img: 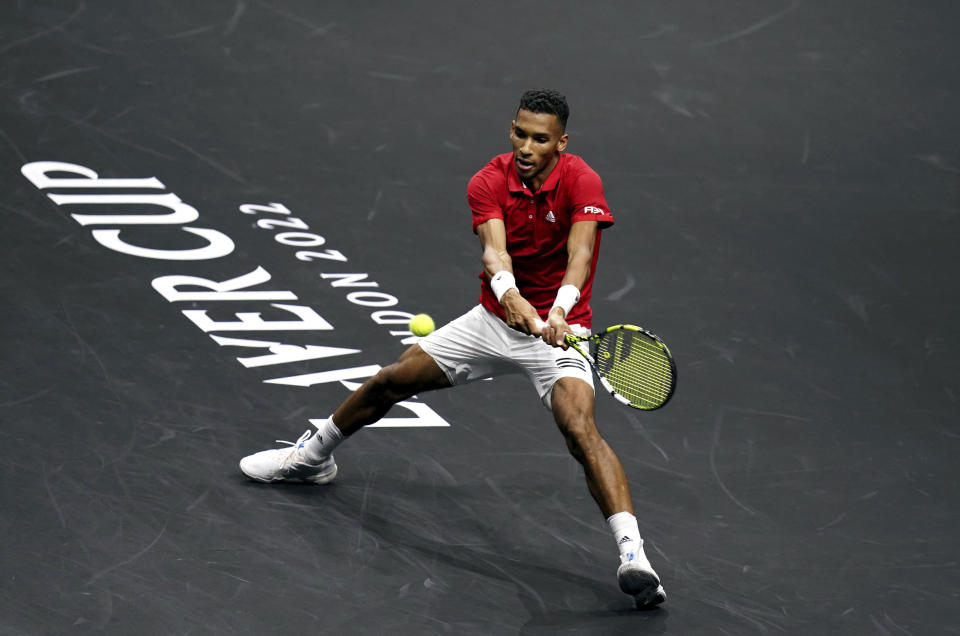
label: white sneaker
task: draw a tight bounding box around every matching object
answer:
[239,430,338,484]
[617,553,666,609]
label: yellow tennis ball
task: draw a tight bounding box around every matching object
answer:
[409,313,435,336]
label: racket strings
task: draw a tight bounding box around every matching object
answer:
[595,330,673,409]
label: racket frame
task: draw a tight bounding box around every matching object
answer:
[563,324,677,410]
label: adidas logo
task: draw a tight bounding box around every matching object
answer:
[618,535,632,545]
[557,358,586,372]
[545,210,556,223]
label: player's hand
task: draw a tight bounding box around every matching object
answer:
[539,309,571,349]
[501,290,542,335]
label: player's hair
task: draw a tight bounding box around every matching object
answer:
[518,89,569,130]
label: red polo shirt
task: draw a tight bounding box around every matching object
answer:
[469,152,615,329]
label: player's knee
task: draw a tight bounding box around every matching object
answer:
[366,363,416,406]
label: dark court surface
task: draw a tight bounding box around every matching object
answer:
[2,1,958,634]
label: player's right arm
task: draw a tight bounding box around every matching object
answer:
[477,218,541,335]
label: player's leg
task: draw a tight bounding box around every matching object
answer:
[550,377,666,608]
[550,377,631,516]
[240,304,510,484]
[332,344,452,436]
[239,344,450,483]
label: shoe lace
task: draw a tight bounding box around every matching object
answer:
[274,429,313,468]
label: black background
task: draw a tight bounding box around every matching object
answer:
[1,2,958,633]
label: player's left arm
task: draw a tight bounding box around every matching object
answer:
[542,220,598,347]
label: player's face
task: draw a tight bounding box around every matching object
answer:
[510,109,568,189]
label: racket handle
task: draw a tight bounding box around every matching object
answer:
[536,318,577,346]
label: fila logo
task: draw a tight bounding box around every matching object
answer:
[583,205,604,215]
[545,210,556,223]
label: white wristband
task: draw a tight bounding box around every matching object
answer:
[490,270,518,303]
[551,284,580,317]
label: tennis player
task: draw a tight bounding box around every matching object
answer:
[240,89,666,608]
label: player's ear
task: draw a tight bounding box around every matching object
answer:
[509,120,516,137]
[557,132,569,152]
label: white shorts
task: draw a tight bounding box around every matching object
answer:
[417,305,594,410]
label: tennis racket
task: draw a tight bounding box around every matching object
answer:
[537,320,677,410]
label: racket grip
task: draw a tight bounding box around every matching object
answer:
[536,318,576,345]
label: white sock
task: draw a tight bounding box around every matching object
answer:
[607,511,647,564]
[303,417,343,462]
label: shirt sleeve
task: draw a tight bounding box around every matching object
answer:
[468,169,504,233]
[569,168,615,229]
